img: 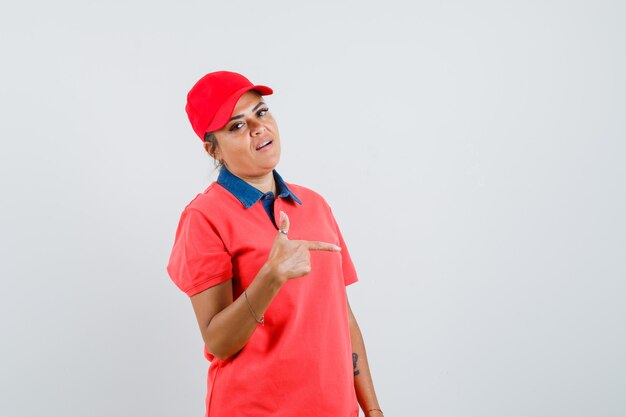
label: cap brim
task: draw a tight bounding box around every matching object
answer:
[206,84,273,133]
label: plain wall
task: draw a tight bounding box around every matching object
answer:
[1,0,625,416]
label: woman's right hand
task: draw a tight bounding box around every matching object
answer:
[266,211,341,282]
[191,210,341,360]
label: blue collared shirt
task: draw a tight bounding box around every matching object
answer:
[217,166,302,227]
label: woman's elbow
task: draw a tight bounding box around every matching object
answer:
[204,338,238,361]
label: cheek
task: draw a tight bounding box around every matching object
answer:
[269,120,280,136]
[224,139,252,157]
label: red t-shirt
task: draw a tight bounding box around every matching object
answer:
[167,180,359,417]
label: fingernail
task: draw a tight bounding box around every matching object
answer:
[334,245,342,251]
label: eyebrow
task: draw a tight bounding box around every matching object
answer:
[228,101,266,122]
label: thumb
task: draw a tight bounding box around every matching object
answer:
[278,211,290,236]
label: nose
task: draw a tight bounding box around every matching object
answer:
[249,119,265,136]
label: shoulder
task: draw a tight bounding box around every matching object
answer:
[184,182,232,209]
[180,182,238,221]
[286,182,332,209]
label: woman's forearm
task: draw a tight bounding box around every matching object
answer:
[204,263,284,360]
[349,303,383,416]
[198,212,340,361]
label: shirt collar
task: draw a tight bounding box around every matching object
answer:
[217,166,303,208]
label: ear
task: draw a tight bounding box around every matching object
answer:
[203,141,217,158]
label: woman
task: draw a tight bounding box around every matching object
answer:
[167,71,383,417]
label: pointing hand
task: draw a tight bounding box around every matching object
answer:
[266,211,341,282]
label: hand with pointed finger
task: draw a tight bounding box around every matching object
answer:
[265,210,341,283]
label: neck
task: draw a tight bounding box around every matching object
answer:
[237,170,276,194]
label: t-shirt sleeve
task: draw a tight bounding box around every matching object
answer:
[166,207,233,296]
[329,207,359,286]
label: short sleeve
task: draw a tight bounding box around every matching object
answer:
[166,207,233,296]
[329,208,359,286]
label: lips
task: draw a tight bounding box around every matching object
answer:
[255,139,273,151]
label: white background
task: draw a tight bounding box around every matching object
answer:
[1,1,625,416]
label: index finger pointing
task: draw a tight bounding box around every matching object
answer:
[305,241,342,252]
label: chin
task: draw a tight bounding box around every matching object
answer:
[266,155,281,169]
[264,162,279,173]
[256,160,280,174]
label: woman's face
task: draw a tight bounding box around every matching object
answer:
[210,91,281,178]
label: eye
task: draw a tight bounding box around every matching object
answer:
[229,121,245,131]
[257,107,269,117]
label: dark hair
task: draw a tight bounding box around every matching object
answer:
[203,132,223,168]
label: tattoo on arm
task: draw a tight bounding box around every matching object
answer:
[352,352,360,376]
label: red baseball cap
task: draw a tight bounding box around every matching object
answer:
[185,71,273,140]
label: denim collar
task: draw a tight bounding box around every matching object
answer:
[217,166,303,208]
